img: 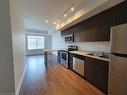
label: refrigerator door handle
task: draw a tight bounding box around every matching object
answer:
[112,53,127,58]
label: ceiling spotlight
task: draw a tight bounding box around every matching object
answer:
[53,22,56,25]
[64,14,67,17]
[45,20,48,23]
[71,7,74,12]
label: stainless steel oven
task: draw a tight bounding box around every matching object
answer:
[60,46,78,68]
[60,51,68,68]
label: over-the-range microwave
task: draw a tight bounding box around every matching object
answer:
[65,35,74,43]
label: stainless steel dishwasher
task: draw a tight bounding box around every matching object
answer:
[73,54,85,77]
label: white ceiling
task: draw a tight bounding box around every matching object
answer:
[19,0,78,32]
[19,0,124,32]
[57,0,124,30]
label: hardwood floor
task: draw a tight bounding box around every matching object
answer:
[19,54,105,95]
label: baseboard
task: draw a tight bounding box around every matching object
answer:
[16,65,27,95]
[26,54,44,56]
[0,93,15,95]
[26,52,53,56]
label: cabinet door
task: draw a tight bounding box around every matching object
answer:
[94,59,109,94]
[85,57,96,85]
[85,57,109,94]
[57,51,61,63]
[68,53,73,70]
[115,1,127,25]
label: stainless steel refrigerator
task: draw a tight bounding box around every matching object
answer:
[109,23,127,95]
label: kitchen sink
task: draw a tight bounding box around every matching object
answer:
[99,55,109,59]
[87,53,97,56]
[87,53,109,59]
[87,53,100,56]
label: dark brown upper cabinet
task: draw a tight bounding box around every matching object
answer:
[115,0,127,26]
[61,1,127,42]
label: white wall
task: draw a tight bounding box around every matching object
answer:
[0,0,15,94]
[25,29,51,55]
[9,0,26,95]
[51,30,65,49]
[51,30,110,55]
[51,30,65,55]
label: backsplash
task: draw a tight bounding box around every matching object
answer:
[65,41,110,53]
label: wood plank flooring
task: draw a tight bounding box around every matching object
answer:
[19,54,105,95]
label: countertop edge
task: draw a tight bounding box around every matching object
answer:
[69,51,109,62]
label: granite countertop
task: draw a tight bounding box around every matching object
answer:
[69,51,109,62]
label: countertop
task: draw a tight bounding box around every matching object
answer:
[43,49,64,52]
[69,51,109,62]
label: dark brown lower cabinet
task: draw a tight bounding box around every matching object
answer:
[57,51,61,63]
[84,57,109,94]
[68,53,73,70]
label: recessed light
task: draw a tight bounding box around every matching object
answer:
[64,14,67,17]
[45,20,48,23]
[71,7,74,12]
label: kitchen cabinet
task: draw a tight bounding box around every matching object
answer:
[61,1,127,42]
[68,52,109,94]
[61,11,111,42]
[68,53,73,70]
[115,0,127,26]
[85,57,109,94]
[57,51,61,63]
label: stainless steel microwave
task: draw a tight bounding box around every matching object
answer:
[65,35,74,43]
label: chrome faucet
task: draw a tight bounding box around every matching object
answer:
[98,50,105,56]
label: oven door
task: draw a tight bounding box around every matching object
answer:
[60,51,68,68]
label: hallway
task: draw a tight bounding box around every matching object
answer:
[19,54,104,95]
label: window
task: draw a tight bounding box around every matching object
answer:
[27,35,45,50]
